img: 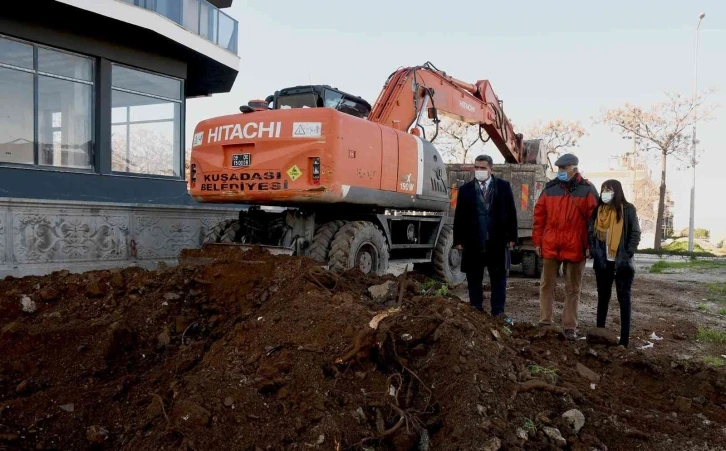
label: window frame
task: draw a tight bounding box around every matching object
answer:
[109,62,185,180]
[0,33,96,173]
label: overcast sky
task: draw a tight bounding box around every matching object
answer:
[187,0,724,238]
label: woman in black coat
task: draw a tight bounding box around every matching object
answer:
[588,179,641,347]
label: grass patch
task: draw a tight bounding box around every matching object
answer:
[719,308,726,316]
[706,283,726,303]
[419,278,437,291]
[696,328,726,344]
[638,248,716,258]
[529,365,558,383]
[697,303,709,312]
[434,284,449,297]
[524,418,537,434]
[704,356,725,367]
[663,241,711,254]
[649,260,726,274]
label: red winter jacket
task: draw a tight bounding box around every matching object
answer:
[532,174,599,262]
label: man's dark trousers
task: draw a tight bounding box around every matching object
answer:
[466,244,508,315]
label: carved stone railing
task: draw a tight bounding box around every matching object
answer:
[0,198,237,277]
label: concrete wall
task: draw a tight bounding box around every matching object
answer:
[0,197,237,277]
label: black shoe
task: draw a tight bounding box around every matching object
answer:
[564,329,577,340]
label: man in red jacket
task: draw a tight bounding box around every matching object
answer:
[533,153,599,340]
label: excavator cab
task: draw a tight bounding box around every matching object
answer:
[240,85,372,119]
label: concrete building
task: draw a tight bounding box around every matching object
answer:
[0,0,240,277]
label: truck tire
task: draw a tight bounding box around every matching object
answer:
[432,225,466,286]
[329,221,389,276]
[537,255,544,276]
[307,220,347,263]
[203,219,236,244]
[521,251,542,278]
[220,220,242,243]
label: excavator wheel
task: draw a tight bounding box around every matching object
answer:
[203,219,237,244]
[328,221,389,276]
[432,224,465,287]
[307,220,347,263]
[219,220,242,243]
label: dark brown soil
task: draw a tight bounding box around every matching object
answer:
[1,247,724,450]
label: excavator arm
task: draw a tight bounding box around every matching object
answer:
[368,62,524,163]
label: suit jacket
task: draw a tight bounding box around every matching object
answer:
[453,175,518,272]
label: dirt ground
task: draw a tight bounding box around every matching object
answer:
[1,248,725,451]
[444,261,726,363]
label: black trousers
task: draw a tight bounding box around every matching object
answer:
[595,261,634,347]
[465,247,508,316]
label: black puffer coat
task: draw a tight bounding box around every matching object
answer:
[588,203,641,272]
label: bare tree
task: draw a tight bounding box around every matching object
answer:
[632,175,659,233]
[526,119,586,169]
[430,117,483,164]
[599,91,714,249]
[111,128,177,177]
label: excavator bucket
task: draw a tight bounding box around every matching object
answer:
[522,139,547,165]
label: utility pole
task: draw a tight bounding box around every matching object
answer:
[632,132,637,202]
[688,12,705,254]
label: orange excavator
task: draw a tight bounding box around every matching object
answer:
[189,62,546,283]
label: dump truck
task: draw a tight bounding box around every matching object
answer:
[188,62,550,285]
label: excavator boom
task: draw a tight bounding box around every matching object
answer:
[369,62,523,163]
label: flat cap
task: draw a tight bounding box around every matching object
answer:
[554,153,579,167]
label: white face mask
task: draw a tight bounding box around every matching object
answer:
[474,169,490,182]
[601,192,614,204]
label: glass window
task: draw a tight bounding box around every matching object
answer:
[37,76,93,169]
[0,67,34,165]
[111,66,182,178]
[38,47,93,82]
[112,64,182,101]
[200,1,218,42]
[218,11,237,51]
[0,36,33,69]
[0,35,94,169]
[183,0,201,34]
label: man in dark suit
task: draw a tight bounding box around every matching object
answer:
[452,154,518,320]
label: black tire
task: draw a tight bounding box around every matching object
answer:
[432,225,466,286]
[220,220,242,243]
[203,219,236,244]
[536,255,544,276]
[521,251,543,278]
[307,220,347,263]
[329,221,389,275]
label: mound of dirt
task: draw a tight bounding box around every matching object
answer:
[1,246,725,450]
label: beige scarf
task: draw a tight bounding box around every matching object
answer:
[595,205,623,259]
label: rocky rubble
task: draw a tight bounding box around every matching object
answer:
[0,245,725,450]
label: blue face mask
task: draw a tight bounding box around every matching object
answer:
[557,171,570,182]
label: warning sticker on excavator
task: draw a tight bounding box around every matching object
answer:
[286,165,303,181]
[292,122,322,138]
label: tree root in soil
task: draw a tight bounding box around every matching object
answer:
[516,379,571,395]
[334,329,376,364]
[307,267,340,291]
